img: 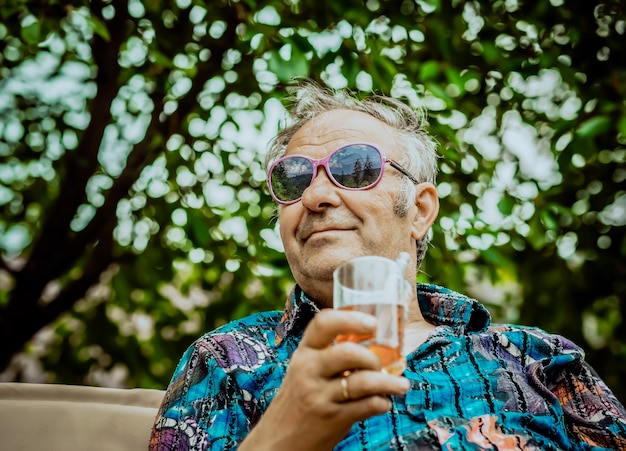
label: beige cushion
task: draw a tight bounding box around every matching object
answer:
[0,382,165,451]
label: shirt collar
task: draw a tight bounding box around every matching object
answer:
[274,283,491,345]
[274,285,320,346]
[417,283,491,333]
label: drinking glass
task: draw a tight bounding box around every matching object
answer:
[333,254,411,375]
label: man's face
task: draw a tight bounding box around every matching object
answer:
[277,109,425,307]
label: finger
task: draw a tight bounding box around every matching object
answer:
[335,371,410,403]
[339,395,394,422]
[318,341,382,377]
[334,372,407,404]
[301,309,377,350]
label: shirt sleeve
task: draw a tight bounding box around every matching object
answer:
[149,337,254,451]
[527,333,626,450]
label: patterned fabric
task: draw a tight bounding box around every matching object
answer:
[150,284,626,450]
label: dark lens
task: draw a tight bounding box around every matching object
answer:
[329,145,383,189]
[270,157,314,202]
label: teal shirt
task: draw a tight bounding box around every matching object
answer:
[150,284,626,450]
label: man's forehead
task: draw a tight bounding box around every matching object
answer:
[286,109,398,154]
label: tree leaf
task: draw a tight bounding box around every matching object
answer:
[576,116,612,138]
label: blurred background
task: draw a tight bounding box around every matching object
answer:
[0,0,624,403]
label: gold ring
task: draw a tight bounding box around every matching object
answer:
[340,376,350,401]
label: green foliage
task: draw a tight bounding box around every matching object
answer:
[0,0,624,404]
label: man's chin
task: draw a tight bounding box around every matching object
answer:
[304,243,399,265]
[295,249,360,280]
[288,247,365,308]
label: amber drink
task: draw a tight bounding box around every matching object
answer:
[333,255,411,375]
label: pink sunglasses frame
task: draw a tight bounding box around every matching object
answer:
[267,143,419,205]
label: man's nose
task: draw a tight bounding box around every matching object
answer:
[300,167,342,210]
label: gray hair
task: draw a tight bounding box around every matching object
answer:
[265,80,438,270]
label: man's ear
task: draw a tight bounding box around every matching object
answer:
[410,183,439,240]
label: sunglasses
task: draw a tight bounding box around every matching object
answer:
[267,143,419,205]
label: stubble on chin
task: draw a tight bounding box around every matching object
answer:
[288,246,353,309]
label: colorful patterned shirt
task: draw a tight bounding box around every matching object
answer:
[150,284,626,450]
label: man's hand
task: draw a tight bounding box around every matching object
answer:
[238,309,411,451]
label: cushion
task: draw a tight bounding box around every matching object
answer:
[0,382,165,451]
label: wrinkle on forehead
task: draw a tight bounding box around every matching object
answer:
[286,109,399,156]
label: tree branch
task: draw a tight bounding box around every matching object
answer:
[0,0,249,370]
[0,216,117,369]
[11,0,130,297]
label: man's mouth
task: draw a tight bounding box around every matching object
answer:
[301,226,354,242]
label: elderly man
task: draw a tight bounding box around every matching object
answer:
[150,82,626,450]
